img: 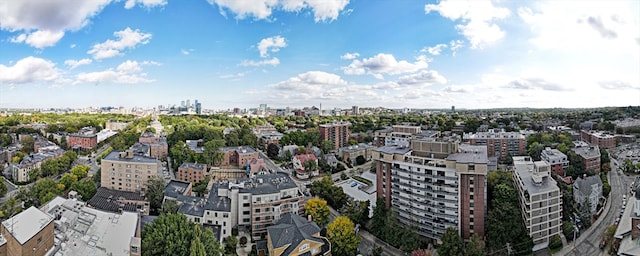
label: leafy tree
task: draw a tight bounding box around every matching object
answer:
[161,199,179,215]
[563,221,576,242]
[146,177,166,215]
[305,197,331,227]
[70,179,97,200]
[355,155,366,165]
[327,216,360,256]
[59,173,79,189]
[60,136,67,149]
[142,213,224,256]
[321,140,335,154]
[465,233,485,256]
[203,139,226,166]
[223,235,238,254]
[438,227,463,256]
[549,234,562,251]
[266,143,280,159]
[189,235,206,256]
[21,135,35,154]
[192,176,210,197]
[603,225,617,254]
[0,177,6,198]
[71,165,90,178]
[304,160,318,175]
[309,176,347,209]
[341,200,369,226]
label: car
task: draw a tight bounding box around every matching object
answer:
[624,194,627,200]
[351,182,358,187]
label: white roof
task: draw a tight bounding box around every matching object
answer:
[1,206,54,244]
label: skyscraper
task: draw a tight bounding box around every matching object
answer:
[319,121,351,149]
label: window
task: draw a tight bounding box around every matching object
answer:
[256,217,261,221]
[131,246,139,253]
[470,195,474,200]
[468,165,475,170]
[243,211,250,215]
[243,218,250,222]
[37,236,42,244]
[299,243,310,252]
[255,209,261,213]
[223,213,228,218]
[194,217,200,222]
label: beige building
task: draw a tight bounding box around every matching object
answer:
[513,156,562,249]
[0,206,55,256]
[101,150,161,193]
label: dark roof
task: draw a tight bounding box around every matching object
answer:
[267,213,325,255]
[164,180,191,199]
[573,175,603,196]
[141,215,159,230]
[234,172,298,195]
[131,142,149,156]
[87,187,145,213]
[172,184,232,217]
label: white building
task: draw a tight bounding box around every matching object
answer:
[513,156,562,249]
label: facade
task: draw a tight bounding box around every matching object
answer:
[319,121,351,150]
[177,162,209,183]
[67,133,98,150]
[338,143,373,165]
[572,146,601,173]
[580,130,616,149]
[572,175,603,213]
[221,146,260,168]
[0,206,55,256]
[168,172,305,241]
[105,120,131,131]
[512,156,562,248]
[463,129,526,159]
[9,149,65,183]
[540,147,569,177]
[374,137,488,242]
[100,150,161,193]
[137,132,168,159]
[265,213,331,256]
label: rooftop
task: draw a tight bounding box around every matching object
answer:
[446,144,489,164]
[171,184,232,218]
[267,213,325,256]
[234,172,298,195]
[179,162,207,170]
[221,146,257,154]
[572,146,601,159]
[1,206,54,245]
[102,151,159,163]
[43,197,139,256]
[87,187,145,213]
[374,145,412,155]
[513,157,558,195]
[164,180,191,199]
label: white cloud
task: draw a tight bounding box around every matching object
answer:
[0,56,61,84]
[397,70,447,85]
[124,0,167,9]
[240,57,280,67]
[340,52,359,60]
[421,44,447,55]
[88,27,152,59]
[0,0,111,48]
[74,60,155,84]
[503,77,571,91]
[449,40,464,56]
[10,30,65,49]
[425,0,510,49]
[208,0,349,22]
[219,72,249,79]
[181,49,194,55]
[598,80,640,90]
[342,53,429,77]
[64,58,93,70]
[257,36,287,58]
[518,1,639,54]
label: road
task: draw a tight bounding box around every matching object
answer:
[560,157,633,256]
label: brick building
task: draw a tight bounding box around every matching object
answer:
[67,133,98,150]
[319,121,351,150]
[177,162,209,183]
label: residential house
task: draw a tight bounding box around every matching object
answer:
[292,153,318,179]
[263,213,331,256]
[573,175,603,213]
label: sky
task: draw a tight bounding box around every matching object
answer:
[0,0,639,110]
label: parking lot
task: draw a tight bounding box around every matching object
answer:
[337,172,377,217]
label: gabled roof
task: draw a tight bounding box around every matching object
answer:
[267,213,324,255]
[573,175,603,197]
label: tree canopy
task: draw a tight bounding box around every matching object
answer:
[142,213,224,256]
[327,216,360,256]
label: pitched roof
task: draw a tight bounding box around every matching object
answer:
[573,175,603,197]
[267,213,323,255]
[87,187,145,213]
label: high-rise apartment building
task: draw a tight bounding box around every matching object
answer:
[374,137,488,242]
[512,156,562,247]
[319,121,351,150]
[101,150,161,193]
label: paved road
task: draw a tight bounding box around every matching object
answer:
[560,157,633,256]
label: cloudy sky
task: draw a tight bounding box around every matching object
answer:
[0,0,638,110]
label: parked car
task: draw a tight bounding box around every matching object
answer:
[351,182,358,187]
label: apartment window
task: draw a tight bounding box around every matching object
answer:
[470,187,474,192]
[223,222,226,226]
[243,195,249,200]
[243,211,250,215]
[256,217,261,221]
[470,210,474,215]
[194,217,200,222]
[255,209,261,213]
[469,179,474,185]
[470,195,474,200]
[468,165,475,171]
[37,236,42,244]
[131,246,139,253]
[215,212,218,217]
[243,203,250,207]
[243,218,250,222]
[223,213,228,218]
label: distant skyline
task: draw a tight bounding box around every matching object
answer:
[0,0,639,110]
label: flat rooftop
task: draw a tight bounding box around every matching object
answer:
[2,206,54,244]
[102,151,159,163]
[514,159,558,195]
[374,145,412,155]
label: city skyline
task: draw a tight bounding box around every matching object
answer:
[0,0,639,110]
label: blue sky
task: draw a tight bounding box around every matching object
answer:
[0,0,639,110]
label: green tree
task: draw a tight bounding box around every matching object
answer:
[341,200,369,226]
[0,177,6,198]
[305,197,331,227]
[438,227,463,256]
[142,213,224,256]
[203,139,226,166]
[59,173,78,190]
[71,165,90,179]
[355,155,366,165]
[266,143,280,159]
[223,235,238,255]
[192,176,210,197]
[21,135,35,154]
[161,199,179,215]
[321,140,335,154]
[465,233,485,256]
[327,216,360,256]
[70,179,97,200]
[146,177,166,215]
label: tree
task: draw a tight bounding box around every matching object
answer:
[438,227,463,256]
[0,177,6,198]
[59,173,78,190]
[327,216,360,256]
[304,160,318,175]
[70,180,97,200]
[142,213,224,256]
[203,139,225,166]
[60,136,67,149]
[341,200,369,226]
[603,225,617,254]
[71,165,90,179]
[223,235,238,254]
[161,199,179,215]
[146,177,166,215]
[305,197,331,227]
[321,140,335,154]
[192,176,210,197]
[465,233,485,256]
[266,143,280,159]
[21,135,35,154]
[355,155,366,165]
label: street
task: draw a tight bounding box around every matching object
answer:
[560,157,633,256]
